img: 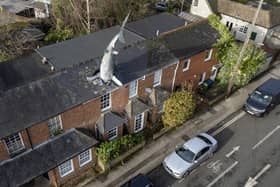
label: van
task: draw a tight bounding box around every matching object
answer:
[244,78,280,116]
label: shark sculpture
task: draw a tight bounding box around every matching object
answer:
[100,13,130,86]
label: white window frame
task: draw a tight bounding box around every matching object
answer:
[182,58,191,72]
[129,80,138,98]
[58,159,74,177]
[134,112,144,133]
[153,70,162,87]
[204,49,213,62]
[79,149,92,167]
[108,127,118,140]
[198,72,206,85]
[48,115,63,135]
[101,92,111,111]
[4,132,25,154]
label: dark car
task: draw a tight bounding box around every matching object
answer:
[121,174,153,187]
[244,78,280,116]
[155,1,168,12]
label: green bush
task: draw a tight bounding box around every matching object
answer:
[162,89,196,127]
[96,133,144,164]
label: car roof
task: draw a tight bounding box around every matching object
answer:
[183,136,209,154]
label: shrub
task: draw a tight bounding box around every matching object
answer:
[96,133,144,165]
[162,89,196,127]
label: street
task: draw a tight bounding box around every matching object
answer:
[148,105,280,187]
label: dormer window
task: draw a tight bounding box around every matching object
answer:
[153,70,162,87]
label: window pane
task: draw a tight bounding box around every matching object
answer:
[79,149,92,167]
[4,133,24,154]
[101,93,111,110]
[59,160,73,177]
[129,81,138,98]
[135,113,144,132]
[153,70,162,87]
[48,115,62,135]
[108,127,117,140]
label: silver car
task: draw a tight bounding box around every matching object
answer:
[162,133,218,179]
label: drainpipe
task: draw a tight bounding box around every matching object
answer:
[26,128,33,149]
[171,61,179,91]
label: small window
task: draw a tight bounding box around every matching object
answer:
[153,70,162,87]
[48,115,63,136]
[101,93,111,111]
[205,49,213,61]
[129,80,138,98]
[239,26,248,34]
[59,160,74,177]
[250,32,257,41]
[183,58,191,72]
[108,127,118,140]
[134,113,144,132]
[4,133,25,154]
[193,0,199,6]
[198,72,206,85]
[79,149,92,167]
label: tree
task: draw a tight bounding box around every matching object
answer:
[162,89,196,127]
[208,14,266,88]
[217,43,266,87]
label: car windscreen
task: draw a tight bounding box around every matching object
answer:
[197,135,212,145]
[175,146,195,163]
[250,91,272,106]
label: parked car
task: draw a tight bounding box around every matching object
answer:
[155,1,168,12]
[121,174,153,187]
[244,78,280,116]
[162,133,218,179]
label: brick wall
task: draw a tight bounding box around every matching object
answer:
[61,98,101,131]
[51,148,96,187]
[174,49,218,89]
[28,121,50,146]
[138,74,154,99]
[0,140,9,161]
[111,86,129,113]
[161,63,178,92]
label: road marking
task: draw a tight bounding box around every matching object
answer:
[207,160,221,169]
[252,125,280,150]
[212,111,246,136]
[244,164,271,187]
[178,178,185,183]
[226,146,240,158]
[207,161,239,187]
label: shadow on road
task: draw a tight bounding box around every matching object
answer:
[214,128,234,151]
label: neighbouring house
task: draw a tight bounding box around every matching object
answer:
[190,0,280,46]
[0,0,51,19]
[0,13,219,187]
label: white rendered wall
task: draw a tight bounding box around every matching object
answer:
[221,14,268,44]
[190,0,213,18]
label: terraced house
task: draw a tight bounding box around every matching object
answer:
[0,13,219,187]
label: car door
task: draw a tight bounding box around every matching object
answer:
[194,147,211,166]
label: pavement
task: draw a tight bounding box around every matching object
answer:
[83,63,280,187]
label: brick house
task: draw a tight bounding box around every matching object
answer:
[0,13,219,187]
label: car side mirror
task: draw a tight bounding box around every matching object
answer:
[194,160,198,164]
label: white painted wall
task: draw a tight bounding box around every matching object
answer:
[220,14,268,44]
[190,0,213,18]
